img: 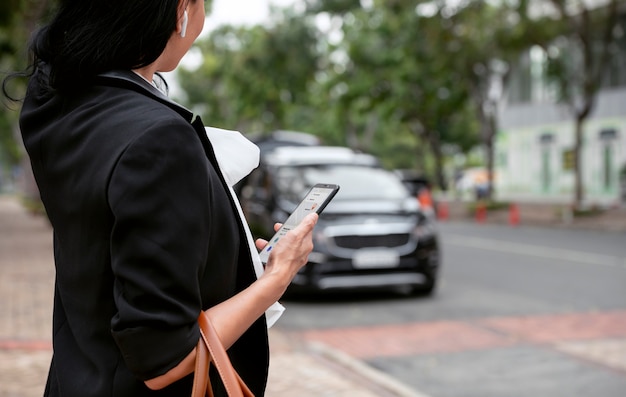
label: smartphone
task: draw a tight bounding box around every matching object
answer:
[258,183,340,264]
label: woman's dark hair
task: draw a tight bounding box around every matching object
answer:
[19,0,189,93]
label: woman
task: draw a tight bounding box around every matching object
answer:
[9,0,318,396]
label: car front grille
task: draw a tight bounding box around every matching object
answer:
[332,233,410,249]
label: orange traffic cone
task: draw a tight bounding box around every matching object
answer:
[509,203,520,226]
[436,201,449,221]
[418,189,434,211]
[475,201,487,223]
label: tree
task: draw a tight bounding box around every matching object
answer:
[450,0,562,200]
[544,0,621,208]
[314,1,479,189]
[392,4,476,191]
[180,0,582,189]
[179,8,321,134]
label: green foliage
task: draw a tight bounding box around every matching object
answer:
[20,194,47,215]
[466,199,510,215]
[175,0,579,183]
[305,0,362,14]
[0,111,20,164]
[572,206,604,218]
[179,10,320,134]
[1,0,57,170]
[543,1,619,106]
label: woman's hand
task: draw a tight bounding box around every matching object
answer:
[255,213,318,289]
[146,213,318,390]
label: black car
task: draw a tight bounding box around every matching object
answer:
[248,130,321,153]
[238,146,440,295]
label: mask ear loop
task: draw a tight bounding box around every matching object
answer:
[181,10,188,38]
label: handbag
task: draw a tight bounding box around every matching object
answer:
[191,312,254,397]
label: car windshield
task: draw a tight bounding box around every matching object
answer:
[275,164,409,202]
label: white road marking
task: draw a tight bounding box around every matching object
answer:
[444,234,626,269]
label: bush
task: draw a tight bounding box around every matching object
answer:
[465,200,510,215]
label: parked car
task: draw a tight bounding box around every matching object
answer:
[233,130,322,197]
[248,130,321,154]
[238,146,440,295]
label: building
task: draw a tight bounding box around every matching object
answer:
[495,4,626,206]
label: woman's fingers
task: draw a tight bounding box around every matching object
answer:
[255,238,268,251]
[268,214,317,263]
[298,212,318,231]
[255,223,282,251]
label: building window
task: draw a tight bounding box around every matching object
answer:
[603,145,613,191]
[599,128,618,191]
[562,148,574,171]
[539,132,554,144]
[599,128,617,141]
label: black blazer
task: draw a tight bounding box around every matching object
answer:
[20,69,268,397]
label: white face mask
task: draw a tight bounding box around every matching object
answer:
[204,127,260,186]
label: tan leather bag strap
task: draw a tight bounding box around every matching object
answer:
[191,312,255,397]
[191,335,210,397]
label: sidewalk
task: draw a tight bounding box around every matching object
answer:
[436,199,626,232]
[0,195,420,397]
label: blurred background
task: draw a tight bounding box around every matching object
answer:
[2,0,626,212]
[2,2,626,397]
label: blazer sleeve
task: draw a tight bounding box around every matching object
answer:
[107,118,211,380]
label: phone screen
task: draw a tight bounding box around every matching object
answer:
[258,183,339,264]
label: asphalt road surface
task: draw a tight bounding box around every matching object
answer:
[275,222,626,397]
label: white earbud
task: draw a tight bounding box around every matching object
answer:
[181,10,188,38]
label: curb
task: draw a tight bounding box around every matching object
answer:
[308,340,432,397]
[0,340,52,351]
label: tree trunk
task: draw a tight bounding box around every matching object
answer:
[549,0,618,210]
[485,112,496,201]
[573,115,585,208]
[427,130,446,191]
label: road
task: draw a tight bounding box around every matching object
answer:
[275,222,626,397]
